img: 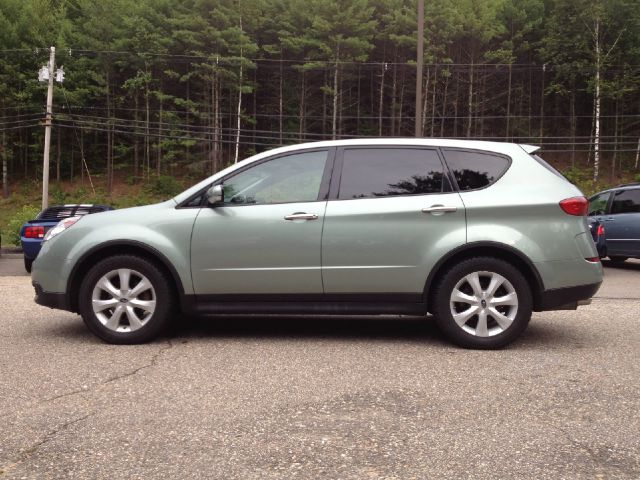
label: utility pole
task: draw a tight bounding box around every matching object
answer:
[41,47,55,210]
[38,47,64,210]
[415,0,424,137]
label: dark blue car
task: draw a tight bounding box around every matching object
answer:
[20,204,112,272]
[588,183,640,263]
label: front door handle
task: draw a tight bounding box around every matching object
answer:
[284,213,318,221]
[422,205,458,215]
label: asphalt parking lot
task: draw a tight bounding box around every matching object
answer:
[0,256,638,479]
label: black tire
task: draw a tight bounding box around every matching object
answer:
[608,256,628,263]
[432,257,533,349]
[78,255,175,344]
[24,257,33,273]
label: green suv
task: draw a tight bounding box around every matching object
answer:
[32,139,602,348]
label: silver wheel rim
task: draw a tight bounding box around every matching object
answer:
[91,269,156,333]
[449,271,518,337]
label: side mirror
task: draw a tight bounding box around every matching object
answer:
[206,184,224,205]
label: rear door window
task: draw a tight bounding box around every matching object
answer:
[611,189,640,214]
[588,191,611,216]
[442,149,510,191]
[337,148,450,200]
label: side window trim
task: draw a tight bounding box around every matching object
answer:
[177,147,336,208]
[328,145,453,201]
[441,147,513,193]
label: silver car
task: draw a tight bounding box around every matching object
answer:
[32,139,603,348]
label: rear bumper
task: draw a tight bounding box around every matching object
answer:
[33,282,71,311]
[537,281,601,311]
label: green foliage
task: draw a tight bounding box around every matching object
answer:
[51,185,67,205]
[147,175,182,197]
[4,205,41,246]
[635,173,640,183]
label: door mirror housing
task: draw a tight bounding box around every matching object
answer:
[206,184,224,206]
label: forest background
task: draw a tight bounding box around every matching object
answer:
[1,0,640,244]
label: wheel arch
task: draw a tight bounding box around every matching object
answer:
[67,240,186,313]
[424,241,545,311]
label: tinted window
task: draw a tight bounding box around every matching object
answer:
[611,189,640,214]
[588,191,611,216]
[338,148,449,200]
[443,149,510,190]
[223,150,327,205]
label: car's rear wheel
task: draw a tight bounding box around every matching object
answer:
[78,255,174,344]
[432,257,532,349]
[24,257,33,273]
[608,256,628,263]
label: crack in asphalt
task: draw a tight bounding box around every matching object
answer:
[539,420,604,471]
[0,412,95,477]
[45,339,175,403]
[0,340,175,476]
[0,340,174,424]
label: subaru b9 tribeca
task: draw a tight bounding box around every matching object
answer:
[32,139,602,348]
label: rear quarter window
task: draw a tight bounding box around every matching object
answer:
[442,149,510,191]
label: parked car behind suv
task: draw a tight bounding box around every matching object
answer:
[20,204,112,272]
[588,183,640,262]
[32,139,602,348]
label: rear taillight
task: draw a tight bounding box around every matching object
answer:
[596,224,605,236]
[585,257,601,263]
[559,197,589,216]
[24,226,45,238]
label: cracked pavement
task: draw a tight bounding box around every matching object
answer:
[0,257,639,479]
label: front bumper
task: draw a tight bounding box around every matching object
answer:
[537,281,602,311]
[33,282,71,311]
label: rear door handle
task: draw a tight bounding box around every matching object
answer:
[284,213,318,221]
[422,205,458,215]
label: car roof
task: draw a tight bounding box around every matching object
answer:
[243,138,537,157]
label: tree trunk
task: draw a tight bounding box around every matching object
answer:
[356,65,361,136]
[56,127,61,182]
[157,89,163,175]
[145,71,150,180]
[106,71,113,193]
[378,62,385,136]
[430,66,438,137]
[506,63,512,140]
[570,91,576,167]
[2,129,8,199]
[421,67,430,136]
[398,68,406,135]
[635,137,640,170]
[440,72,449,137]
[453,71,459,137]
[593,18,601,182]
[612,94,619,181]
[539,64,546,146]
[331,47,340,140]
[466,61,474,138]
[134,93,139,177]
[213,73,220,172]
[279,51,284,145]
[234,55,243,163]
[299,68,305,139]
[391,62,397,136]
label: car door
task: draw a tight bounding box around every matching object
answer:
[190,148,333,295]
[604,188,640,256]
[321,146,466,296]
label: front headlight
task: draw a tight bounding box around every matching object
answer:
[43,216,82,241]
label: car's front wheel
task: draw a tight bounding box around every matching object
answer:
[24,257,33,273]
[78,255,174,344]
[432,257,533,349]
